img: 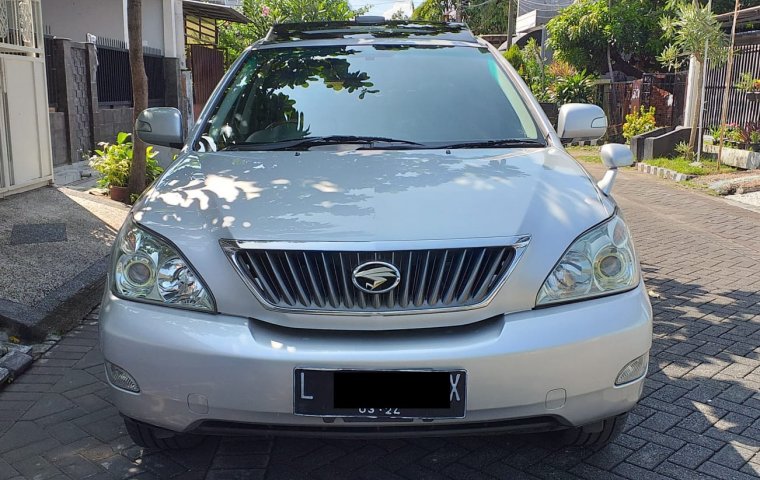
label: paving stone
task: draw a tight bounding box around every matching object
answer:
[0,351,33,378]
[655,461,720,480]
[205,470,265,480]
[585,444,633,470]
[0,421,50,454]
[53,454,103,478]
[699,461,760,480]
[98,454,146,477]
[0,459,19,480]
[625,442,674,469]
[669,444,716,469]
[711,443,757,470]
[11,455,63,480]
[5,345,32,356]
[20,393,76,421]
[637,411,683,433]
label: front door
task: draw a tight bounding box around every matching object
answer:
[189,45,224,120]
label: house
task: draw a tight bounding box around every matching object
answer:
[499,0,572,50]
[182,0,250,116]
[38,0,248,179]
[41,0,189,175]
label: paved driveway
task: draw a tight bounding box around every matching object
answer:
[2,164,760,480]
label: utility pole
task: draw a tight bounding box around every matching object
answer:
[716,0,741,172]
[506,0,516,48]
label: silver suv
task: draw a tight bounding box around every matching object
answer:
[101,19,652,449]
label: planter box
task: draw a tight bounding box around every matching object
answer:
[703,144,760,170]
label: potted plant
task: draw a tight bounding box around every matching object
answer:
[89,132,162,203]
[737,72,760,101]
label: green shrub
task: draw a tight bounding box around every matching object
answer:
[89,132,163,188]
[622,106,657,143]
[550,70,596,105]
[503,44,524,72]
[674,141,694,160]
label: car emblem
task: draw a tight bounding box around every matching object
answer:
[352,261,401,294]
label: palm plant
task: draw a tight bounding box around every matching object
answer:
[658,2,727,154]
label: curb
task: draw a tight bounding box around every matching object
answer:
[0,256,108,342]
[637,162,696,182]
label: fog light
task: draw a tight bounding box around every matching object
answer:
[105,362,140,392]
[615,353,648,386]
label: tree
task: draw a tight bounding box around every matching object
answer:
[127,0,149,198]
[546,0,666,77]
[411,0,453,21]
[465,0,510,35]
[390,9,410,21]
[219,0,365,59]
[658,1,727,154]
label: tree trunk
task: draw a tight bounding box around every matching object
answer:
[127,0,149,199]
[688,57,703,155]
[607,44,618,139]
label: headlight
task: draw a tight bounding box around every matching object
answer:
[537,214,639,306]
[111,218,215,311]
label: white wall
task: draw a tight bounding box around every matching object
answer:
[42,0,167,52]
[142,0,164,51]
[41,0,127,44]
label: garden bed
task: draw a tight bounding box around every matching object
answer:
[703,144,760,170]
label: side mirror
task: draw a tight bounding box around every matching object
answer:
[135,107,184,148]
[600,143,634,169]
[556,103,607,144]
[597,143,634,195]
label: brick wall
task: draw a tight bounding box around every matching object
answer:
[94,107,134,145]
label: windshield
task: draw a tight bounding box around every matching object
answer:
[196,44,542,151]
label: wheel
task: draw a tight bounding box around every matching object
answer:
[124,416,204,450]
[557,413,628,448]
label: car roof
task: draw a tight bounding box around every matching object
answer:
[262,19,479,45]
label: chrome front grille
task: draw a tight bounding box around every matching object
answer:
[228,242,523,313]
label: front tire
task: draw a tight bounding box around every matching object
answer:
[124,417,204,450]
[557,413,628,447]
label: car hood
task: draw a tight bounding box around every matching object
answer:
[135,147,612,242]
[132,147,616,328]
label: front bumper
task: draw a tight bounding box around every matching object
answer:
[100,283,652,435]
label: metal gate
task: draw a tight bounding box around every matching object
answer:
[189,45,224,119]
[704,44,760,128]
[0,0,53,198]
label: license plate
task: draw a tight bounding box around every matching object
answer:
[294,369,466,419]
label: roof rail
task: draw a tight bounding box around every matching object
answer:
[263,20,477,44]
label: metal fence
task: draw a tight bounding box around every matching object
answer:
[95,37,165,107]
[641,72,688,128]
[0,0,44,57]
[704,44,760,128]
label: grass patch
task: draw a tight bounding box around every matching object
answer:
[566,145,602,163]
[644,157,738,176]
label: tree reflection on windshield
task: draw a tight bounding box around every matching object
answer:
[199,44,541,151]
[202,47,378,150]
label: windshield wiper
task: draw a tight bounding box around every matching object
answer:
[221,135,424,151]
[436,139,547,149]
